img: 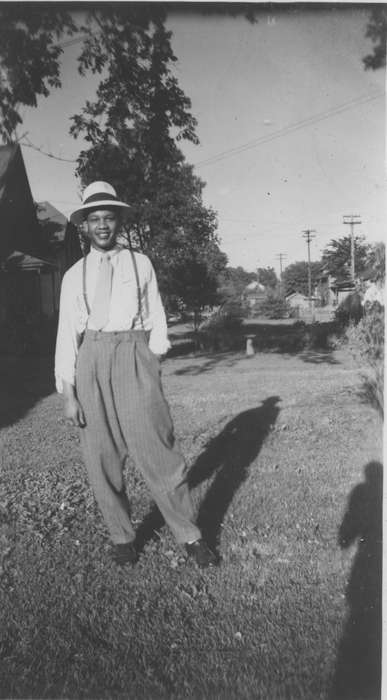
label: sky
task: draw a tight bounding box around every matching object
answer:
[18,3,385,275]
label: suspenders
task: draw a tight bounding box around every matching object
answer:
[82,254,91,316]
[82,249,144,329]
[130,249,144,329]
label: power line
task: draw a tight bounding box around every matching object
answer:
[194,92,383,168]
[20,137,77,163]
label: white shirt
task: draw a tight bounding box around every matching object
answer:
[55,247,171,392]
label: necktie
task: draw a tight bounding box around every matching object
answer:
[89,254,113,330]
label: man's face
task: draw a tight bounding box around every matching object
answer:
[85,208,120,251]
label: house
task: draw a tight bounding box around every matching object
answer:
[242,280,266,312]
[315,268,357,308]
[0,143,43,259]
[330,279,356,307]
[286,292,312,311]
[0,144,82,324]
[35,201,82,316]
[315,270,336,306]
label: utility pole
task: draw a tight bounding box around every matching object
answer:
[343,215,361,282]
[302,229,316,306]
[276,253,287,297]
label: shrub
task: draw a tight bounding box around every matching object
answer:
[334,292,363,329]
[346,305,384,417]
[255,292,291,319]
[197,301,245,351]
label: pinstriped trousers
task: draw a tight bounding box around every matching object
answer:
[75,329,201,545]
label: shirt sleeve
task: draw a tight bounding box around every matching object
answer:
[54,271,83,393]
[146,260,171,356]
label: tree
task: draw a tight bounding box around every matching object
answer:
[217,266,257,303]
[282,260,322,297]
[257,266,278,289]
[321,236,370,281]
[256,291,291,319]
[71,7,198,187]
[168,239,228,328]
[363,7,387,71]
[0,7,76,142]
[365,241,385,283]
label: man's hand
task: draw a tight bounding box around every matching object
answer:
[62,380,86,428]
[64,395,86,428]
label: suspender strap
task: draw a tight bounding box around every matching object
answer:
[82,250,144,330]
[130,249,144,330]
[82,255,91,315]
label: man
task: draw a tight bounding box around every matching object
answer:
[55,181,216,568]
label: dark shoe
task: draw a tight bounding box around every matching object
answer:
[112,542,138,566]
[185,539,217,568]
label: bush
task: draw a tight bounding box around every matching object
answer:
[255,293,291,319]
[197,301,245,351]
[334,292,363,329]
[346,305,384,417]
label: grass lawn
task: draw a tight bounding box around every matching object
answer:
[0,347,382,699]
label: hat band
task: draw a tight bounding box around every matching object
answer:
[83,192,118,205]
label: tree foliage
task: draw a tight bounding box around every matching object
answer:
[321,235,370,281]
[167,240,227,325]
[257,266,278,289]
[363,7,387,70]
[0,7,76,142]
[217,266,257,303]
[282,260,322,297]
[365,241,385,283]
[256,291,291,319]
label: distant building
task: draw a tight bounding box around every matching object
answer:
[286,292,312,311]
[242,280,266,312]
[315,271,336,306]
[315,269,356,308]
[330,279,357,307]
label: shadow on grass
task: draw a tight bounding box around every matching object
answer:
[331,461,382,700]
[168,345,342,374]
[298,349,341,365]
[0,354,55,429]
[134,397,281,553]
[173,351,245,376]
[188,396,281,549]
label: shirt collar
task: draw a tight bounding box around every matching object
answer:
[88,245,121,261]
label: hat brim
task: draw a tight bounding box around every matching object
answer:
[70,200,130,226]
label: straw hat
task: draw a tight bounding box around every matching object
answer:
[70,182,130,225]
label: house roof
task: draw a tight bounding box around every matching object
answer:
[0,144,43,260]
[37,201,68,244]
